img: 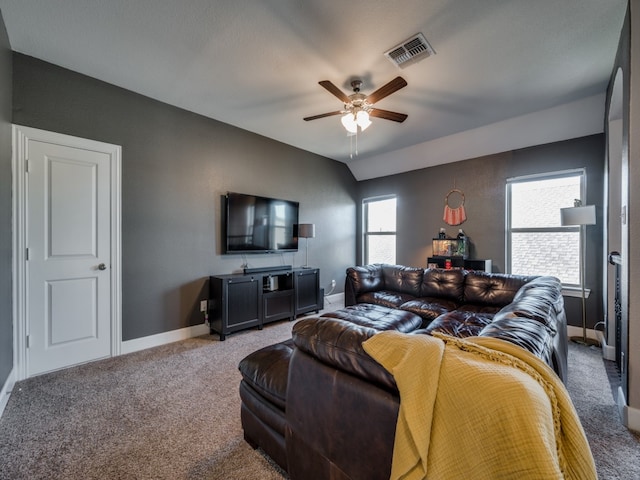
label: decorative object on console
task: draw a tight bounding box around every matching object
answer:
[443,187,466,225]
[432,236,468,258]
[429,230,491,271]
[560,201,597,346]
[297,223,315,268]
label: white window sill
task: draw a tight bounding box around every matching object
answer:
[562,287,591,298]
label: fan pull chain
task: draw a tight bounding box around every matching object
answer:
[355,129,358,157]
[349,129,359,159]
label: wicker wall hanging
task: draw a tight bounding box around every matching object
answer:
[443,187,466,226]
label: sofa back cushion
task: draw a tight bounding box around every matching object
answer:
[346,264,385,295]
[494,276,563,331]
[420,268,465,302]
[479,316,553,365]
[463,271,534,307]
[381,264,424,297]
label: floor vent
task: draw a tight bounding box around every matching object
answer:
[384,33,436,68]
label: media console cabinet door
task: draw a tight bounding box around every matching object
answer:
[210,275,261,340]
[225,277,261,327]
[295,268,320,315]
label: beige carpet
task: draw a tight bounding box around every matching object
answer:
[0,319,638,479]
[0,321,293,480]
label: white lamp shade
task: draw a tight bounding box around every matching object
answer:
[560,205,596,226]
[298,223,315,238]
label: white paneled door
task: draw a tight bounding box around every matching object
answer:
[14,126,121,378]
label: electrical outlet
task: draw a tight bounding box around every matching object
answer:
[200,300,208,313]
[330,279,336,288]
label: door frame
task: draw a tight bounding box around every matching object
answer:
[12,125,122,380]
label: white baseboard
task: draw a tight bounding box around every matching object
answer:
[29,294,346,374]
[121,323,210,355]
[617,387,640,433]
[0,368,16,419]
[567,325,600,342]
[595,331,616,361]
[323,292,344,310]
[568,326,619,361]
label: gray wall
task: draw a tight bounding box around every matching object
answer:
[0,11,13,389]
[6,49,607,347]
[358,134,605,330]
[12,53,357,341]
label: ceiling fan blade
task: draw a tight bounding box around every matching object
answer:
[318,80,351,103]
[369,108,408,123]
[366,76,407,104]
[303,111,343,121]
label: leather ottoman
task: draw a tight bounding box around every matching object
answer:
[238,304,422,473]
[238,338,293,470]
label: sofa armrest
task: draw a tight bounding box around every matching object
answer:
[345,264,385,306]
[292,318,397,391]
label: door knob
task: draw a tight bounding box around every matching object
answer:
[98,263,107,270]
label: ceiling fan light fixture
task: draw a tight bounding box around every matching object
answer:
[356,110,372,130]
[341,113,358,133]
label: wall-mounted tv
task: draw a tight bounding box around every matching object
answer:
[223,192,299,254]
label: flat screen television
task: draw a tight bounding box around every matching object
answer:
[223,192,299,254]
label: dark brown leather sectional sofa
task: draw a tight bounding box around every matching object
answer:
[238,264,568,479]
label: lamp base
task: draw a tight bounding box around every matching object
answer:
[570,336,600,347]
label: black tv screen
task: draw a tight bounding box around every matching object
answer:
[223,192,299,254]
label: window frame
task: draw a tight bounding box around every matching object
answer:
[505,168,586,287]
[362,195,397,265]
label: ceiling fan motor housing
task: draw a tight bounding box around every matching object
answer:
[345,91,369,113]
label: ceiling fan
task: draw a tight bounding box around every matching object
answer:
[304,76,408,133]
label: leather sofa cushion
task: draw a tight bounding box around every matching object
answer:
[455,304,503,314]
[381,264,424,297]
[321,304,422,332]
[238,339,293,410]
[292,317,399,391]
[239,380,288,437]
[463,271,533,306]
[422,310,494,337]
[506,276,563,331]
[399,297,457,326]
[420,269,465,302]
[479,316,553,365]
[357,290,416,309]
[346,264,385,294]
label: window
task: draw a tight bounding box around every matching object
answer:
[506,170,585,285]
[363,196,396,265]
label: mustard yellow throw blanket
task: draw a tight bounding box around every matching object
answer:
[362,331,596,480]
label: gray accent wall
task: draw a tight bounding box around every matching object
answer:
[0,11,13,390]
[358,134,605,330]
[12,53,357,341]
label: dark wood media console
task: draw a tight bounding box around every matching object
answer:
[209,267,321,340]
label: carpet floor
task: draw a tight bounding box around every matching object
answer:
[1,320,639,479]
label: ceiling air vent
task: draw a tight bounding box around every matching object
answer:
[384,33,436,68]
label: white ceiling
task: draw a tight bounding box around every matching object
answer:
[0,0,627,180]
